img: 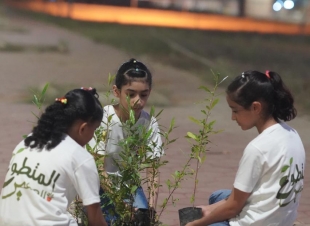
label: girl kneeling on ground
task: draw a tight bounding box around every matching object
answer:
[186,71,305,226]
[0,88,108,226]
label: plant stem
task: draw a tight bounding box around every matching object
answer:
[192,153,200,208]
[191,79,218,207]
[157,156,192,219]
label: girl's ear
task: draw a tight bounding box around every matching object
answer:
[112,85,120,98]
[78,122,88,135]
[252,101,262,114]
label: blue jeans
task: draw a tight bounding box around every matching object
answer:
[208,189,231,226]
[99,186,148,225]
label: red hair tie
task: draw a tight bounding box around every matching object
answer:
[265,70,270,79]
[55,97,67,104]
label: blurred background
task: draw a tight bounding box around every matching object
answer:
[1,0,310,112]
[68,0,310,24]
[4,0,310,23]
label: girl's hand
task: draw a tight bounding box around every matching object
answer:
[196,205,212,216]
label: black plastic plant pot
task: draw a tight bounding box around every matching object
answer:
[178,207,202,226]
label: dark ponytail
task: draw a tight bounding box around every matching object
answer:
[269,71,296,121]
[115,58,152,89]
[226,70,296,121]
[24,88,103,150]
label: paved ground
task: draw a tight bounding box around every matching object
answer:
[0,11,309,225]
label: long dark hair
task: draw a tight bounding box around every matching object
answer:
[114,58,152,89]
[226,70,296,121]
[24,88,103,150]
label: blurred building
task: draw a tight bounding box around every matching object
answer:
[143,0,309,24]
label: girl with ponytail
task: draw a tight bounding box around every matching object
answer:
[186,71,305,226]
[0,88,107,226]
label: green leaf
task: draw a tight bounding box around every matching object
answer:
[289,157,293,165]
[168,138,177,144]
[186,132,198,141]
[85,143,92,152]
[131,185,138,194]
[168,118,175,133]
[144,128,152,140]
[198,86,211,93]
[41,83,49,96]
[188,116,201,125]
[107,114,113,123]
[201,155,207,163]
[174,171,180,177]
[165,179,171,187]
[208,120,216,128]
[155,109,164,118]
[150,106,155,117]
[129,110,135,125]
[210,98,219,110]
[33,95,39,106]
[140,163,151,168]
[108,73,116,85]
[281,165,290,172]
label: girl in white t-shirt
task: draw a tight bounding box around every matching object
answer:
[186,71,306,226]
[95,58,163,225]
[0,88,107,226]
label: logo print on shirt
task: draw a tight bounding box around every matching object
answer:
[276,157,304,207]
[2,157,60,202]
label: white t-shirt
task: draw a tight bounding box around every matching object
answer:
[229,122,305,226]
[90,105,164,174]
[0,135,100,226]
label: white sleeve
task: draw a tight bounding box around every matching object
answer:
[147,117,164,158]
[233,144,265,193]
[74,157,100,206]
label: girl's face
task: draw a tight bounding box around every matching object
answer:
[226,95,259,131]
[114,81,151,119]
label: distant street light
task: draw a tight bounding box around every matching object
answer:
[273,1,283,11]
[284,0,295,9]
[273,0,295,11]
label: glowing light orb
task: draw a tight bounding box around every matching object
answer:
[284,0,294,10]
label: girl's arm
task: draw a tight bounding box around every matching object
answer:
[86,202,108,226]
[186,188,251,226]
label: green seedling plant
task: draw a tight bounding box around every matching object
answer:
[28,74,226,225]
[186,72,227,207]
[88,96,178,225]
[84,75,196,226]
